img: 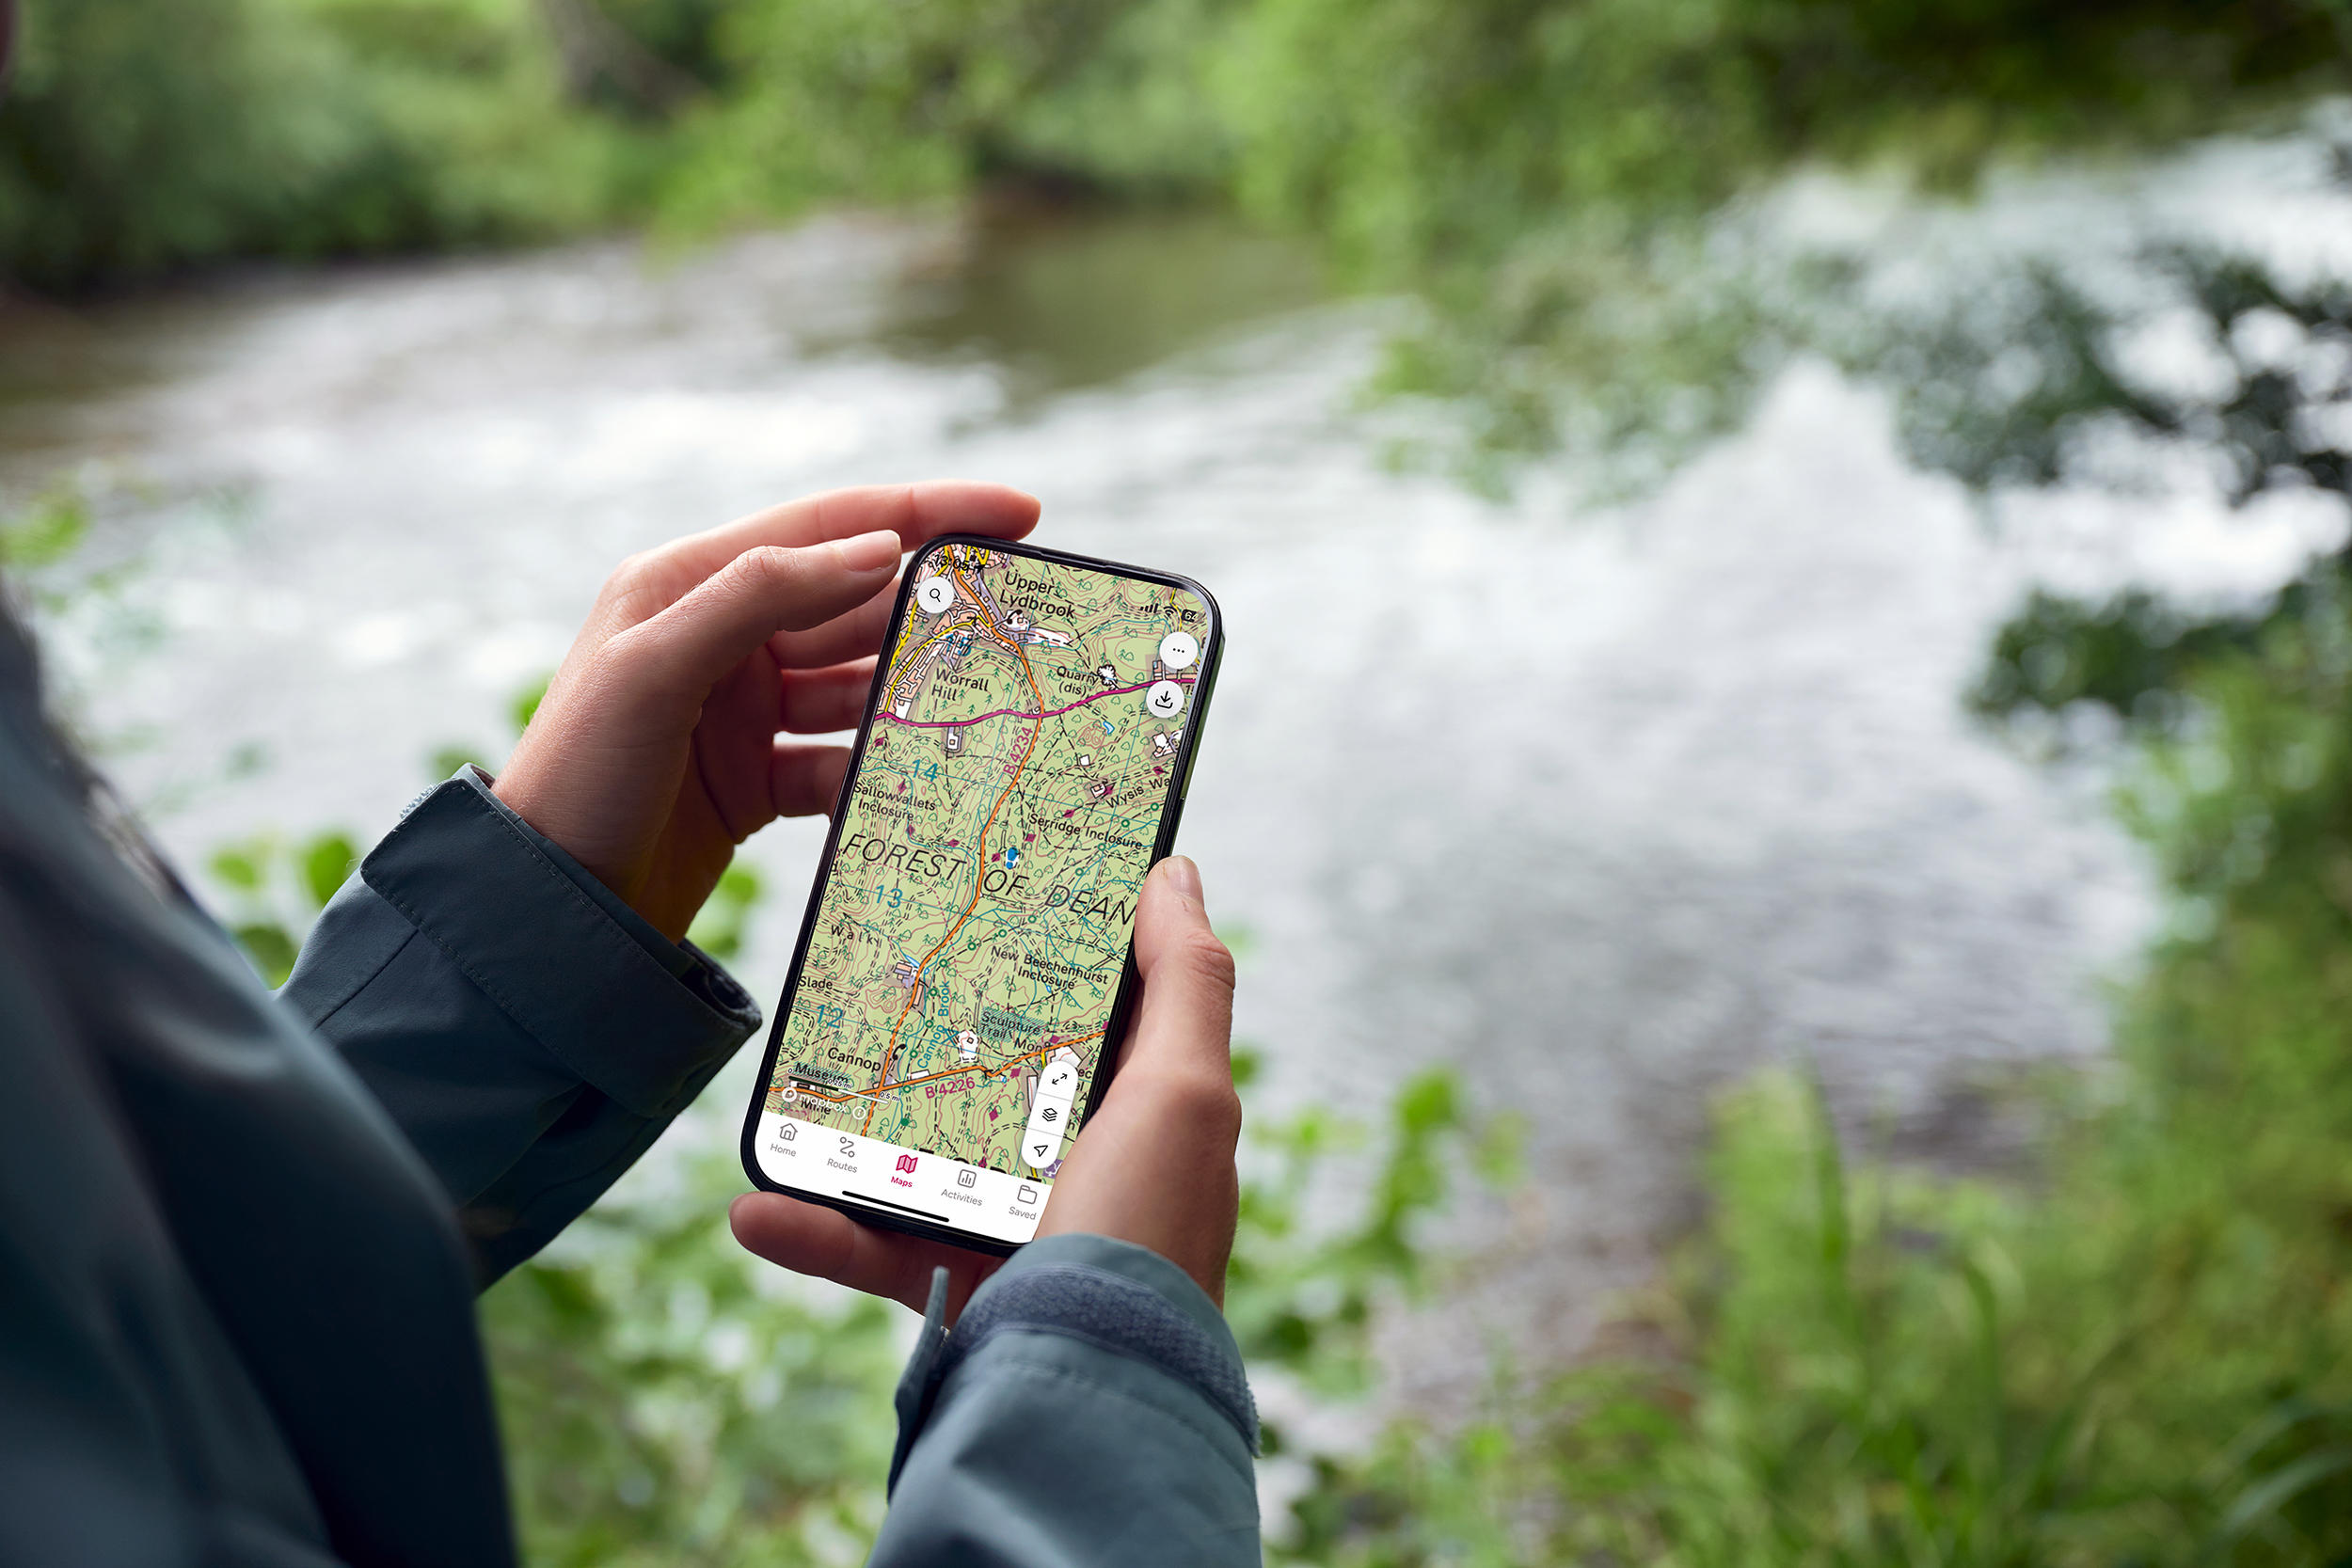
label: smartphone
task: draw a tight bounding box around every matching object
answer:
[739,534,1221,1255]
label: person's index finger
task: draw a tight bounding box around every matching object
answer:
[674,481,1040,580]
[617,538,895,709]
[770,573,901,669]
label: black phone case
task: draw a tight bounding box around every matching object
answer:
[737,534,1223,1256]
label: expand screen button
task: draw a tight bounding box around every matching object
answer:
[1038,1051,1082,1101]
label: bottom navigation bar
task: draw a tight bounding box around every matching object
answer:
[752,1113,1051,1245]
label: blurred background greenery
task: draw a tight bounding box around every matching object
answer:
[8,0,2352,1561]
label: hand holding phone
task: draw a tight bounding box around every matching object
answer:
[739,536,1225,1263]
[731,853,1239,1317]
[490,484,1041,942]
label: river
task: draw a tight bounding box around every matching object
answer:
[7,155,2338,1404]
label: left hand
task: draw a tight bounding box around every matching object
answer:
[495,483,1040,942]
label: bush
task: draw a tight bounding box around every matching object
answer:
[1287,602,2352,1565]
[0,0,635,287]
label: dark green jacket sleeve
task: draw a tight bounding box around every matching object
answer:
[281,770,760,1284]
[873,1234,1262,1566]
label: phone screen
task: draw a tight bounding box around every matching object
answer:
[742,537,1218,1251]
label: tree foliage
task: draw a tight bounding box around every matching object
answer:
[0,0,632,287]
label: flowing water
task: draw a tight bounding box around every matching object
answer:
[14,171,2338,1405]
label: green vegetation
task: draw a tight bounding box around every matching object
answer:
[470,1056,1493,1566]
[1954,254,2351,747]
[190,692,2352,1566]
[14,3,2352,1560]
[1270,586,2352,1563]
[1250,242,2352,1562]
[483,1147,906,1567]
[0,0,642,288]
[1,0,2337,477]
[0,480,87,569]
[12,1,2344,277]
[13,0,2344,486]
[207,827,362,983]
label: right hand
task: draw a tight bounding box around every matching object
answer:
[731,855,1243,1315]
[1028,855,1241,1302]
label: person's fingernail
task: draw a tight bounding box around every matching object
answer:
[1162,854,1203,902]
[833,530,901,574]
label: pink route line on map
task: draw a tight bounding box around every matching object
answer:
[878,673,1196,730]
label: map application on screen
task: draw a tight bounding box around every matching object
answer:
[748,541,1214,1245]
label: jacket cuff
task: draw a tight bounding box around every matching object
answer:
[358,771,760,1117]
[890,1234,1258,1488]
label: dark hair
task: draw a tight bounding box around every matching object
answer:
[0,583,91,797]
[1,581,188,901]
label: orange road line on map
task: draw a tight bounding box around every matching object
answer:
[862,566,1051,1133]
[790,1026,1107,1109]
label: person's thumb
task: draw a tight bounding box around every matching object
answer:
[607,531,900,715]
[1120,856,1236,1081]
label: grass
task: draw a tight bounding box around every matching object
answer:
[1279,606,2352,1566]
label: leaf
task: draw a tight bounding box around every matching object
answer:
[713,862,761,907]
[687,861,765,960]
[231,922,300,988]
[0,486,89,569]
[2208,1446,2352,1553]
[426,746,477,781]
[1394,1069,1459,1135]
[299,832,358,911]
[511,675,552,737]
[209,844,266,891]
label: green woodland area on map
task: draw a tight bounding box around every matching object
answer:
[765,546,1207,1175]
